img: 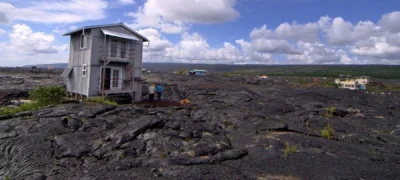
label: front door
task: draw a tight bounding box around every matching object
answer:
[101,67,122,91]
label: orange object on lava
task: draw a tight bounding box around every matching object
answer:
[180,98,191,106]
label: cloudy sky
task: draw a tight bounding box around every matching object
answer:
[0,0,399,66]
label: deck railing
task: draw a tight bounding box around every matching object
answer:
[99,45,135,62]
[98,77,134,92]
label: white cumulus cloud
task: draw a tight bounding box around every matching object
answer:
[127,0,239,34]
[250,22,320,43]
[0,11,11,24]
[287,42,357,64]
[378,11,400,33]
[0,28,6,36]
[0,0,108,24]
[0,24,69,67]
[118,0,135,5]
[351,36,400,60]
[321,17,381,45]
[9,24,58,54]
[138,28,272,64]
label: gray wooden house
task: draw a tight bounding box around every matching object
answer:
[61,23,149,102]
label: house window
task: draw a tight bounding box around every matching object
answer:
[82,64,87,77]
[120,41,127,58]
[80,35,87,49]
[111,40,118,57]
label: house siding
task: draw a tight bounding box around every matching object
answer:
[88,26,144,98]
[134,41,143,102]
[89,28,103,96]
[68,32,92,96]
[64,24,145,101]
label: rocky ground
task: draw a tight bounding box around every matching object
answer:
[1,69,400,180]
[0,68,64,106]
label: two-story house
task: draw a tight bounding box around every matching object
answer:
[61,23,149,102]
[334,75,370,90]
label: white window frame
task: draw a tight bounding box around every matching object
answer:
[80,35,88,49]
[108,37,130,60]
[110,67,123,90]
[82,64,87,77]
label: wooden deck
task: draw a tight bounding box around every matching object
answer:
[99,89,134,95]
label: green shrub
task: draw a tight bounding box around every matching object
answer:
[167,109,173,117]
[0,86,67,116]
[85,97,119,106]
[284,142,297,158]
[321,124,335,140]
[0,102,42,116]
[29,86,66,106]
[224,120,237,129]
[324,107,336,118]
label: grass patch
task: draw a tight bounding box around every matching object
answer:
[317,81,337,88]
[0,102,42,116]
[321,124,335,140]
[296,77,308,85]
[369,83,400,93]
[85,97,119,106]
[223,72,236,77]
[284,141,297,158]
[385,84,400,92]
[0,85,68,116]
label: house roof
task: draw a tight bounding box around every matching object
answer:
[101,29,140,41]
[190,69,207,72]
[62,23,149,42]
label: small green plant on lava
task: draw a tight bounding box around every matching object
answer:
[321,124,335,140]
[167,109,173,117]
[324,107,336,118]
[284,141,297,158]
[224,120,237,129]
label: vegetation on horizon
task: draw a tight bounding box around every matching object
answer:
[228,65,400,79]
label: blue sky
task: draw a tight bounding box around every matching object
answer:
[0,0,400,66]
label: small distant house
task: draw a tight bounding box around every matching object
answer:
[355,76,370,85]
[258,75,268,79]
[61,23,149,102]
[189,69,207,75]
[334,75,369,90]
[142,68,150,73]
